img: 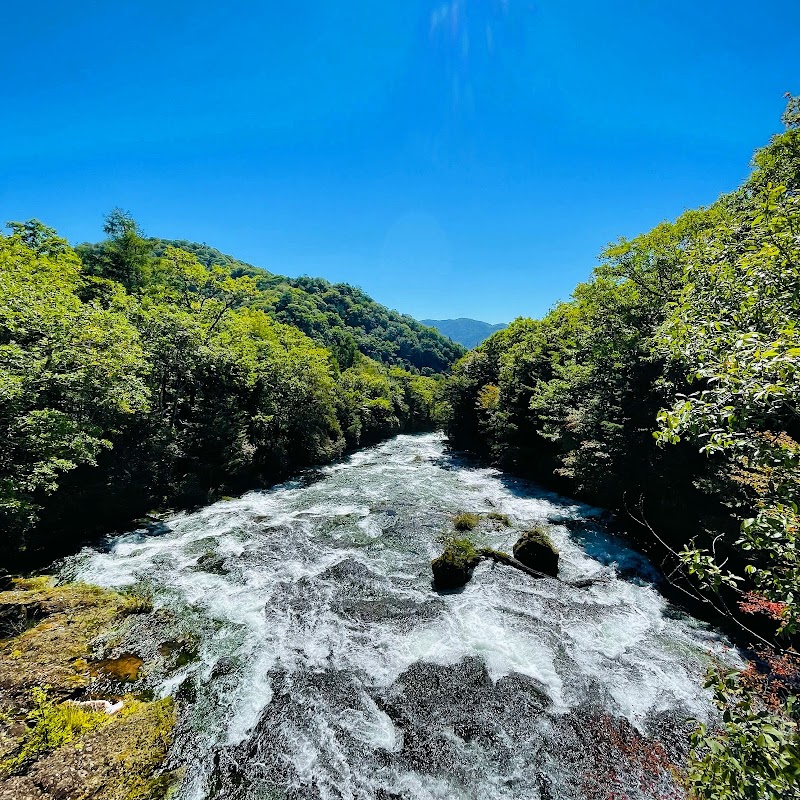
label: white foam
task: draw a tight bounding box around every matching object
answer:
[62,431,740,796]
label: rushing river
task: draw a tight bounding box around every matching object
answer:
[60,433,736,800]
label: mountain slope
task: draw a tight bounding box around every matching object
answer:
[420,318,508,349]
[151,240,466,374]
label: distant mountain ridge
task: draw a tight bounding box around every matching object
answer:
[420,318,508,349]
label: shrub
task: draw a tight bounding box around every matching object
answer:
[687,668,800,800]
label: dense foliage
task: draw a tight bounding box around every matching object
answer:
[443,98,800,797]
[1,217,447,567]
[131,239,464,374]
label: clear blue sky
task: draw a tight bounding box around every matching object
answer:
[1,2,797,324]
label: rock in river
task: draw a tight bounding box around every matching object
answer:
[513,526,559,577]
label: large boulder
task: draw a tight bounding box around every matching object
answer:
[431,540,480,589]
[513,527,559,577]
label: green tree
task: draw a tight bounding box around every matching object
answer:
[79,209,152,292]
[0,225,149,547]
[657,182,800,631]
[687,670,800,800]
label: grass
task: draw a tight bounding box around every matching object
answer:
[453,512,481,531]
[0,690,178,797]
[0,687,109,778]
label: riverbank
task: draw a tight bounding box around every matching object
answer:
[0,578,179,800]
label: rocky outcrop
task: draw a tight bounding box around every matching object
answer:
[0,696,176,800]
[0,578,180,798]
[432,530,563,589]
[512,527,559,577]
[431,541,480,589]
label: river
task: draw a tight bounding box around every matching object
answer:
[60,433,736,800]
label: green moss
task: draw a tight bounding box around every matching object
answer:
[431,537,482,589]
[10,577,54,592]
[120,589,154,615]
[0,687,109,778]
[0,581,179,799]
[111,698,177,800]
[0,582,139,697]
[445,538,478,562]
[453,512,481,531]
[523,525,557,552]
[479,548,511,559]
[486,512,511,526]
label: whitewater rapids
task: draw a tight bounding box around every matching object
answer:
[61,433,736,800]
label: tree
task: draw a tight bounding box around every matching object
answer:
[5,219,70,256]
[657,183,800,631]
[0,224,149,548]
[153,246,258,339]
[79,209,152,292]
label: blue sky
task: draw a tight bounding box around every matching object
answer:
[1,1,798,323]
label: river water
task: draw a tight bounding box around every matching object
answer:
[61,433,736,800]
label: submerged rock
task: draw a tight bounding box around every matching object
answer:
[381,657,551,778]
[431,540,480,589]
[513,527,559,577]
[159,638,199,669]
[195,551,228,575]
[211,657,552,799]
[318,557,380,586]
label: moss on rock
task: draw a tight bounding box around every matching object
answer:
[0,696,177,800]
[512,526,559,577]
[0,580,179,800]
[0,581,136,701]
[432,538,480,589]
[452,513,481,532]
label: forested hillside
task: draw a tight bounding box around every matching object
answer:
[0,219,455,568]
[443,96,800,797]
[420,318,508,349]
[76,238,464,374]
